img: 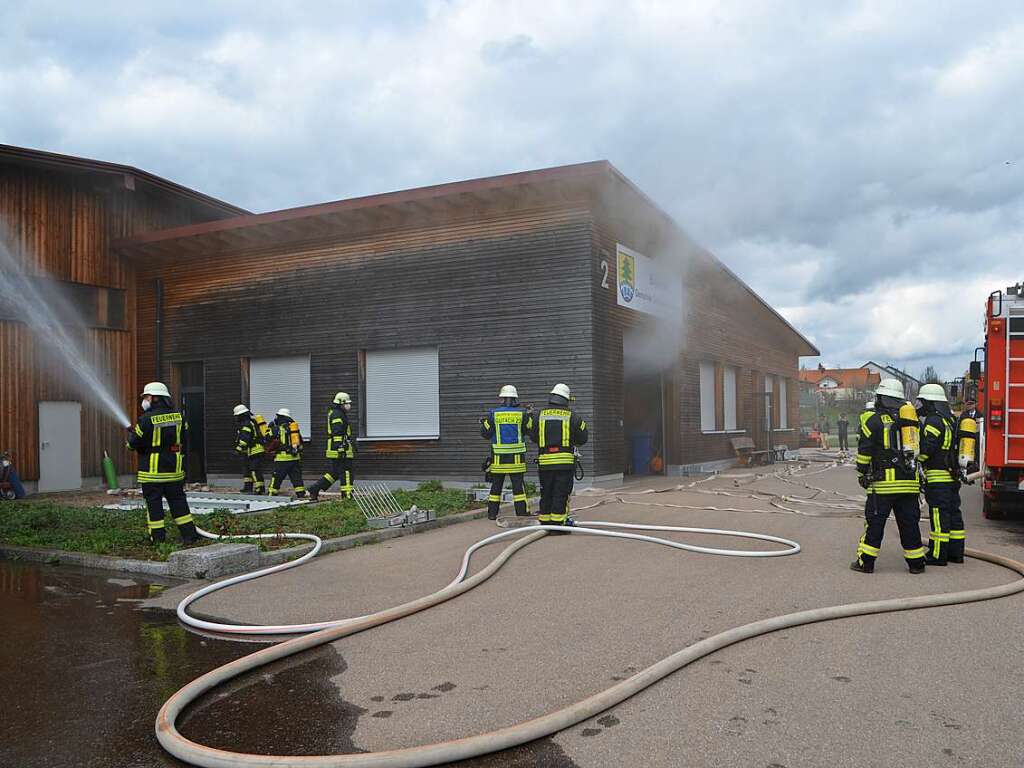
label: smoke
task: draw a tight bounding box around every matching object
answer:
[0,229,132,428]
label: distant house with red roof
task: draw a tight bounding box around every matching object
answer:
[799,365,881,400]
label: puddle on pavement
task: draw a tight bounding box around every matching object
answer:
[0,560,578,767]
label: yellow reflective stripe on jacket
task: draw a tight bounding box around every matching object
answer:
[538,452,574,466]
[925,469,954,483]
[924,424,941,437]
[867,481,920,494]
[138,470,186,483]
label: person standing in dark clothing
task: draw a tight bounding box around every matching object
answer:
[127,382,198,545]
[527,383,588,526]
[837,414,850,452]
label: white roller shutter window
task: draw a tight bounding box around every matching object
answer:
[699,362,716,432]
[365,347,439,438]
[778,377,788,428]
[723,366,737,431]
[250,356,312,439]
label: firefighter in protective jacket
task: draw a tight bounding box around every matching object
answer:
[480,385,533,519]
[233,404,267,494]
[528,383,588,525]
[950,408,979,563]
[267,408,306,497]
[851,378,926,573]
[917,384,958,565]
[127,382,198,545]
[309,392,355,501]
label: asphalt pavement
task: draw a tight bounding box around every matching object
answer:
[151,457,1024,767]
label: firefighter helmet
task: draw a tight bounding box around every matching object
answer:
[875,378,905,400]
[550,383,571,400]
[499,385,519,399]
[917,383,948,402]
[141,382,171,398]
[276,408,291,417]
[333,392,352,405]
[233,404,250,416]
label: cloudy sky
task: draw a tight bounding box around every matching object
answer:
[3,1,1022,379]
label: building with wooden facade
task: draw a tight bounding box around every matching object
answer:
[116,160,817,486]
[0,145,244,490]
[1,146,816,490]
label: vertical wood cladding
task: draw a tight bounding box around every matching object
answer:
[137,206,597,481]
[589,201,807,474]
[0,161,234,480]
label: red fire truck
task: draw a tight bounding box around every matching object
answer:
[978,283,1024,518]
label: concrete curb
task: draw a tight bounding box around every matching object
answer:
[0,503,501,578]
[0,543,172,576]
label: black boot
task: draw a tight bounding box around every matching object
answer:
[242,481,254,495]
[850,559,874,574]
[923,555,947,566]
[308,485,320,502]
[179,522,199,546]
[908,561,926,574]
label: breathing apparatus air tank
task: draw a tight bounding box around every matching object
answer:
[898,402,920,470]
[958,416,978,468]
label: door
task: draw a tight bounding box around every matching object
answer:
[175,361,206,483]
[38,401,82,491]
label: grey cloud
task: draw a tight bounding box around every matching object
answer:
[2,0,1023,378]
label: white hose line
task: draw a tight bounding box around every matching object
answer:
[182,520,798,635]
[158,539,1024,768]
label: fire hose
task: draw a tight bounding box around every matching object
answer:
[158,471,1024,767]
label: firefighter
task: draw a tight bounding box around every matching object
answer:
[308,392,355,502]
[267,408,306,498]
[127,382,198,545]
[528,383,588,526]
[480,385,533,520]
[917,384,957,566]
[850,378,927,574]
[232,404,266,494]
[951,406,979,563]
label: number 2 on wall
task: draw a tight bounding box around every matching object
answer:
[600,259,610,289]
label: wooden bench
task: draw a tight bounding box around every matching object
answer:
[731,436,770,467]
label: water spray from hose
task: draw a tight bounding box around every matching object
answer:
[0,231,131,428]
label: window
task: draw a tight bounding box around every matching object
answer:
[765,374,774,429]
[249,356,312,439]
[723,366,737,431]
[699,361,716,432]
[778,377,788,429]
[363,347,439,439]
[0,277,126,330]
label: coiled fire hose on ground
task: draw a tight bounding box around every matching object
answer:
[158,467,1024,768]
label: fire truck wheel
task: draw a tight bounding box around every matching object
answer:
[982,495,1005,520]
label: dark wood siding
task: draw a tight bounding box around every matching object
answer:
[0,160,236,481]
[590,197,805,472]
[137,205,597,481]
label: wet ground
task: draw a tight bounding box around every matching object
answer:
[0,559,578,767]
[4,462,1024,767]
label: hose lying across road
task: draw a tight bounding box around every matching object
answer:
[159,468,1024,768]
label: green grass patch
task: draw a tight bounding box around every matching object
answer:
[0,483,476,561]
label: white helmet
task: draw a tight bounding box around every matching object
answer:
[499,385,519,399]
[333,392,352,405]
[551,383,571,400]
[276,408,291,418]
[233,404,250,416]
[917,383,948,402]
[875,378,905,400]
[141,382,171,398]
[865,399,875,411]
